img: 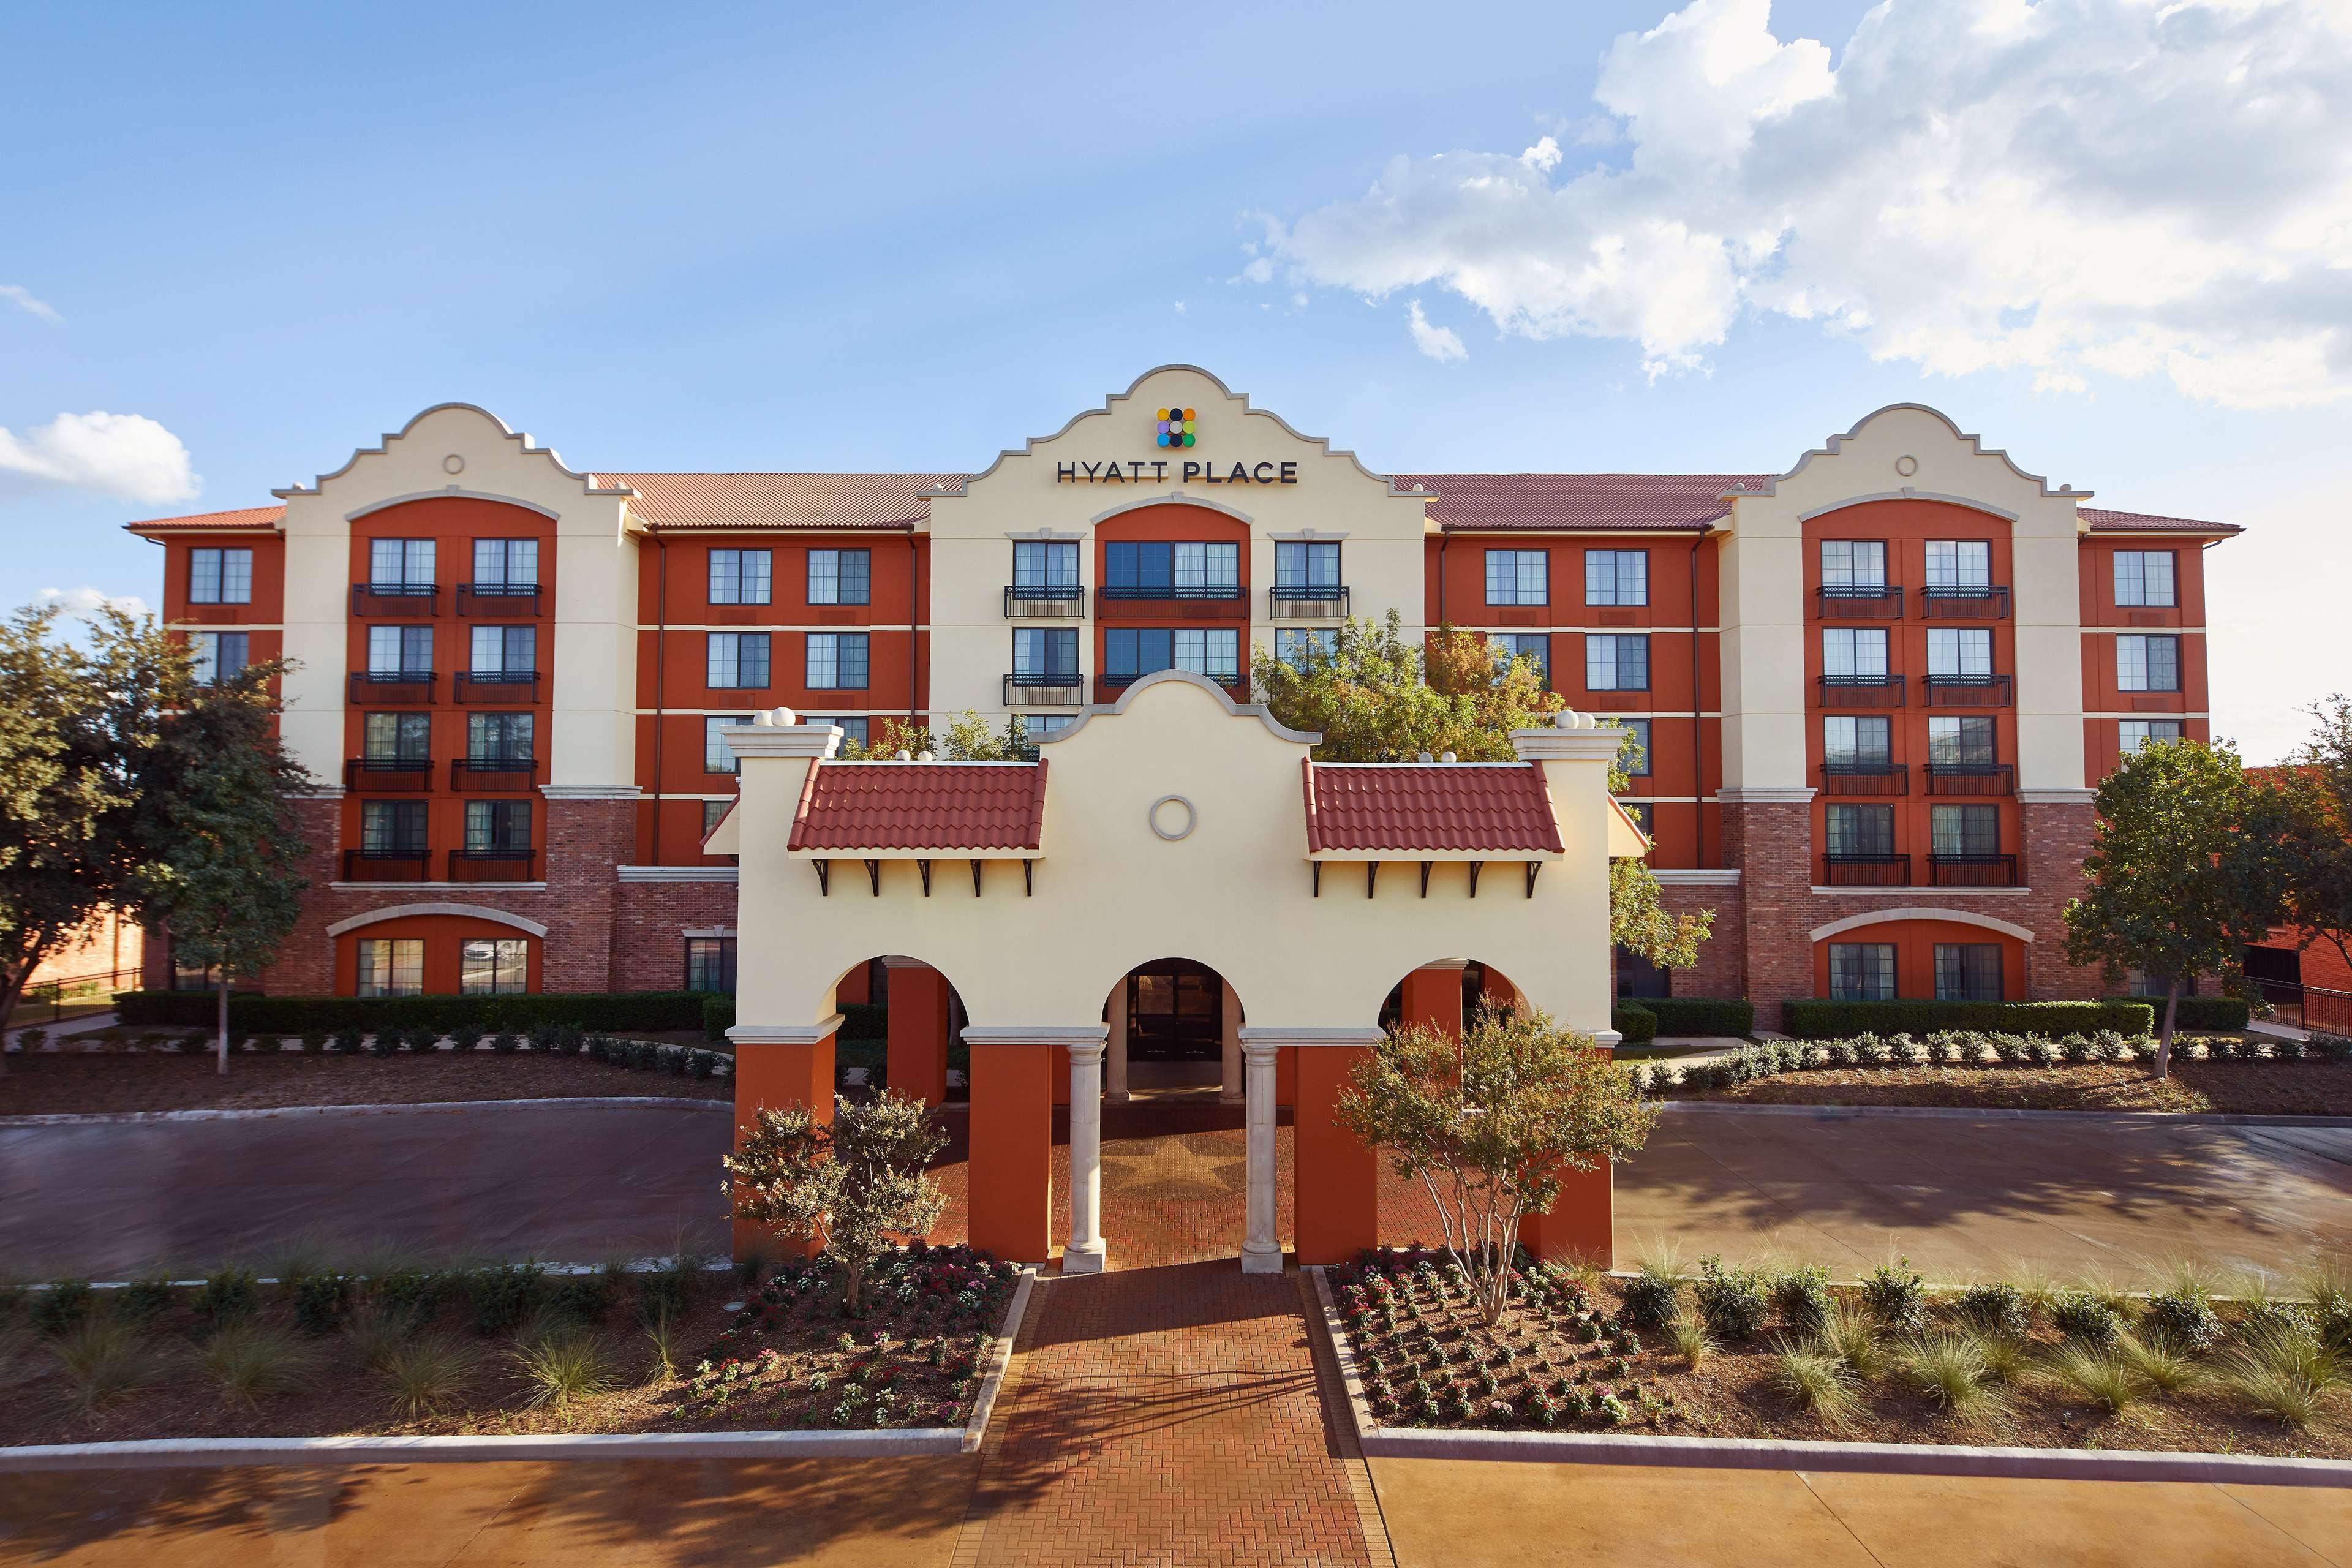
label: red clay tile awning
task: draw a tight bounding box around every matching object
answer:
[787,761,1048,854]
[1301,760,1564,856]
[124,505,289,534]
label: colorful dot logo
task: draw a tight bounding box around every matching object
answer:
[1155,407,1197,448]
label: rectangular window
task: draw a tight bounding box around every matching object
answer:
[1823,715,1892,766]
[1024,714,1076,742]
[1621,802,1654,832]
[1825,804,1896,856]
[1821,627,1890,678]
[1926,627,1993,678]
[1583,550,1649,606]
[368,624,434,674]
[472,538,538,588]
[1106,627,1172,680]
[1934,943,2004,1002]
[360,799,428,852]
[464,799,532,853]
[1104,541,1171,594]
[1584,633,1648,691]
[709,548,773,606]
[1490,633,1551,685]
[467,712,534,762]
[1172,627,1240,683]
[1924,541,1991,590]
[364,712,432,762]
[355,938,424,998]
[460,938,530,995]
[2114,551,2177,608]
[805,632,869,690]
[808,548,871,606]
[189,631,250,685]
[189,547,253,605]
[470,625,536,674]
[704,715,751,774]
[1013,626,1079,677]
[706,631,771,689]
[804,715,869,749]
[1931,804,2001,856]
[369,538,435,588]
[1171,541,1238,592]
[1275,541,1341,589]
[2119,719,2184,755]
[1819,540,1887,589]
[1275,627,1339,666]
[1484,549,1549,606]
[1928,715,1996,767]
[1013,541,1079,588]
[2117,634,2180,693]
[685,937,738,995]
[701,799,734,840]
[1827,943,1898,1000]
[1615,717,1653,776]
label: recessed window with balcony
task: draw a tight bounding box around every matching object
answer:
[1925,627,2009,707]
[454,799,534,882]
[1921,540,2007,619]
[1817,539,1900,619]
[1007,626,1082,707]
[356,538,437,614]
[454,712,536,791]
[459,625,538,703]
[1101,627,1238,699]
[461,538,540,616]
[1929,802,2015,884]
[1822,714,1901,794]
[1823,802,1906,885]
[349,798,429,881]
[353,624,434,703]
[350,711,432,792]
[1101,541,1242,618]
[1925,715,2010,794]
[1272,541,1348,620]
[1819,627,1901,707]
[1007,540,1084,618]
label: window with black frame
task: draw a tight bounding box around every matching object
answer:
[364,712,431,763]
[465,799,532,853]
[809,548,870,606]
[361,799,428,852]
[460,938,529,995]
[472,538,537,590]
[1931,804,2000,857]
[1934,943,2003,1002]
[467,712,533,764]
[1826,804,1896,856]
[1827,943,1897,1000]
[709,549,772,605]
[1012,540,1080,598]
[1274,541,1341,599]
[1014,627,1079,679]
[685,937,738,994]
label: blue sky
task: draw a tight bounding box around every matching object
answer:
[6,0,2346,760]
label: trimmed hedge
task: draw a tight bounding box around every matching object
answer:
[113,989,709,1035]
[1629,997,1754,1038]
[2101,994,2251,1031]
[700,996,887,1044]
[1778,999,2155,1039]
[1610,1003,1659,1047]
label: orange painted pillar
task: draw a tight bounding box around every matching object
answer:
[730,1030,837,1259]
[1401,965,1466,1036]
[967,1041,1055,1263]
[1276,1045,1297,1109]
[1521,1159,1613,1268]
[1294,1046,1379,1265]
[884,963,951,1109]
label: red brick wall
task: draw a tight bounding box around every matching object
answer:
[2019,795,2103,1000]
[612,878,741,992]
[1721,798,1815,1028]
[1655,881,1744,999]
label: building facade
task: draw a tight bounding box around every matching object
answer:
[128,366,2236,1023]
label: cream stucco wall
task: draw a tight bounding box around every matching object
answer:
[723,673,1621,1038]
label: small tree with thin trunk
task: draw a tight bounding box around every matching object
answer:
[1336,1005,1659,1326]
[723,1090,949,1313]
[2269,695,2352,984]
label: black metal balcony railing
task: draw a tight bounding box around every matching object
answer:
[1003,584,1087,619]
[453,671,542,704]
[1815,585,1904,620]
[1921,585,2011,619]
[1929,852,2020,886]
[1095,584,1248,620]
[347,670,435,704]
[341,847,431,882]
[1817,674,1906,708]
[450,756,539,791]
[1924,673,2013,708]
[351,582,438,616]
[448,848,538,883]
[1268,584,1352,620]
[344,756,433,792]
[1924,763,2015,796]
[1003,671,1085,706]
[1823,853,1912,887]
[456,582,543,617]
[1819,762,1907,796]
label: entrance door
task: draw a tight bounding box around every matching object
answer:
[1128,960,1223,1061]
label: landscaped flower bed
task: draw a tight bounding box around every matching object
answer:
[1327,1246,2352,1457]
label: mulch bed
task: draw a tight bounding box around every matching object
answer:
[0,1048,733,1117]
[1671,1061,2352,1117]
[0,1244,1019,1445]
[1328,1256,2352,1458]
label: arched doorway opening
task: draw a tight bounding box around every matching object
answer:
[1106,956,1245,1104]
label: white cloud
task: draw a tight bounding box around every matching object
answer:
[0,411,200,505]
[37,585,151,623]
[1407,300,1469,362]
[2,285,62,325]
[1266,0,2352,406]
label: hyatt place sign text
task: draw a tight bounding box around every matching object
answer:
[1055,459,1300,486]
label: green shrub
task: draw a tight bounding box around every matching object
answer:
[119,1274,177,1325]
[1692,1257,1771,1341]
[545,1273,612,1327]
[113,989,711,1035]
[366,1030,398,1059]
[525,1022,560,1052]
[1617,1267,1680,1329]
[2144,1286,2223,1354]
[31,1280,94,1335]
[487,1031,522,1055]
[466,1262,546,1336]
[1955,1281,2030,1339]
[701,995,736,1041]
[1778,1000,2154,1039]
[328,1027,363,1054]
[2051,1290,2125,1348]
[1861,1257,1928,1334]
[407,1025,442,1055]
[1773,1267,1834,1339]
[1634,998,1755,1038]
[2101,994,2250,1031]
[293,1273,352,1335]
[450,1025,486,1052]
[1611,1003,1659,1046]
[198,1267,258,1325]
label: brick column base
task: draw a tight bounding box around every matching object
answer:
[2021,791,2103,1000]
[1720,793,1817,1031]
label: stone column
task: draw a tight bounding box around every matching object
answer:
[1106,977,1130,1103]
[1240,1041,1283,1275]
[1064,1037,1108,1274]
[1219,978,1243,1104]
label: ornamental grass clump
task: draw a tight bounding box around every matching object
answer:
[380,1335,482,1419]
[1771,1343,1860,1429]
[1818,1304,1888,1381]
[200,1321,316,1405]
[1668,1317,1714,1371]
[1900,1332,2007,1422]
[512,1332,618,1410]
[2117,1333,2205,1398]
[2046,1343,2147,1416]
[51,1318,161,1412]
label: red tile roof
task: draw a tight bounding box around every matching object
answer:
[1301,759,1565,854]
[2080,506,2238,535]
[601,472,960,532]
[1395,473,1768,533]
[788,760,1048,853]
[124,505,288,533]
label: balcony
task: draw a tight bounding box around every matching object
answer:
[1099,671,1244,705]
[341,848,431,882]
[1817,674,1906,708]
[347,670,435,704]
[1823,853,1912,887]
[1003,671,1085,707]
[1095,584,1248,621]
[1921,585,2010,620]
[1924,673,2013,708]
[456,582,544,617]
[450,756,539,792]
[1929,852,2019,887]
[344,757,433,793]
[453,671,542,704]
[1268,585,1351,620]
[1815,585,1904,620]
[448,848,538,883]
[1003,585,1087,619]
[1819,762,1907,796]
[350,582,439,616]
[1924,763,2015,796]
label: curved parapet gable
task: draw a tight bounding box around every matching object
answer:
[1725,403,2090,510]
[273,402,631,502]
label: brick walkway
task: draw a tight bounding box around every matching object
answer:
[955,1262,1384,1567]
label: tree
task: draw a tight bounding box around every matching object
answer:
[2063,737,2284,1078]
[2267,695,2352,981]
[722,1090,950,1313]
[1336,1004,1659,1325]
[839,710,1033,761]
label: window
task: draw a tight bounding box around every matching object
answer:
[1924,541,1991,590]
[1926,627,1993,679]
[1104,541,1237,595]
[1928,716,1996,768]
[364,712,431,762]
[1934,943,2004,1002]
[1620,802,1654,832]
[1024,714,1076,742]
[707,631,771,688]
[1490,633,1551,685]
[1014,540,1079,588]
[1584,633,1648,690]
[1819,540,1887,589]
[472,538,538,588]
[805,632,869,689]
[1825,804,1895,856]
[2119,719,2184,754]
[1824,715,1891,766]
[1931,804,2000,856]
[1614,718,1653,776]
[709,549,772,605]
[2117,635,2180,692]
[1484,550,1548,606]
[2114,551,2176,608]
[1822,627,1889,678]
[467,712,534,763]
[356,938,424,998]
[1106,627,1235,682]
[1827,943,1897,1000]
[369,538,435,588]
[464,800,532,853]
[1177,628,1240,682]
[702,799,734,839]
[368,624,433,674]
[1584,550,1648,606]
[1275,627,1339,665]
[189,547,252,605]
[1172,542,1238,594]
[360,799,428,853]
[807,715,870,748]
[1013,627,1079,677]
[470,625,536,675]
[685,937,738,995]
[460,938,529,995]
[1275,541,1341,591]
[170,950,222,992]
[808,548,871,606]
[704,715,751,773]
[189,631,249,685]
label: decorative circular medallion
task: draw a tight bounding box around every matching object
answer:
[1894,454,1918,477]
[443,454,466,475]
[1148,794,1197,842]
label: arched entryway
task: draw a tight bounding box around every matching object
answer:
[1107,956,1243,1103]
